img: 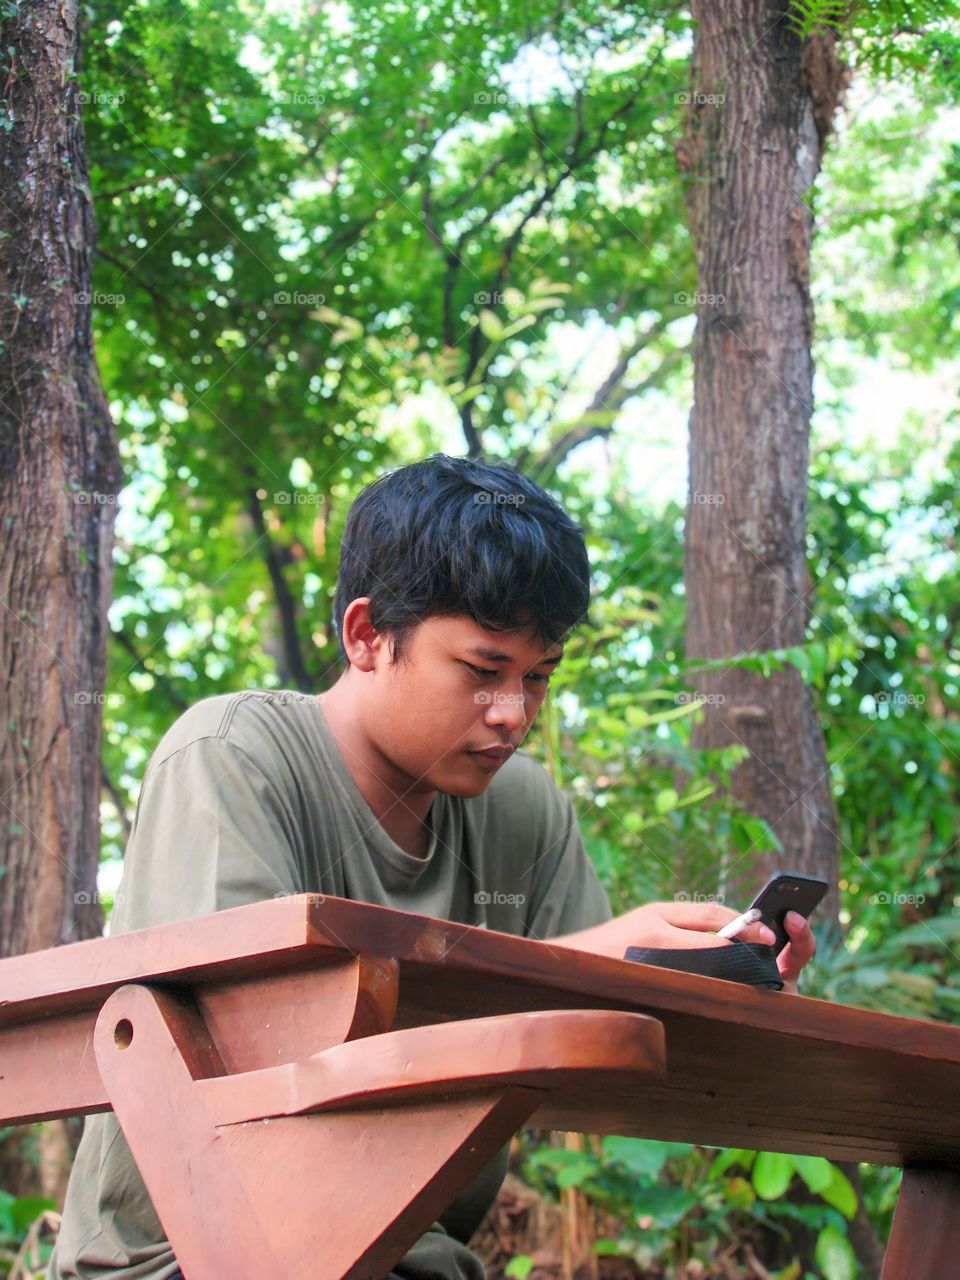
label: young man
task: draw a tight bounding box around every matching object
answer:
[49,453,814,1280]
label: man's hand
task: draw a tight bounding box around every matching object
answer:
[555,901,816,993]
[777,910,817,995]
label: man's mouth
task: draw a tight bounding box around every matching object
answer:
[468,745,514,765]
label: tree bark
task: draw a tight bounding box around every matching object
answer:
[0,0,120,965]
[679,1,849,925]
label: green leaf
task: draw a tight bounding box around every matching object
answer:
[517,295,566,313]
[674,782,716,808]
[814,1224,857,1280]
[478,309,505,341]
[722,1175,756,1209]
[8,1194,55,1234]
[452,383,485,407]
[592,1238,623,1256]
[895,916,960,949]
[793,1154,833,1193]
[556,1159,597,1188]
[505,1255,535,1279]
[707,1147,755,1178]
[655,787,679,814]
[596,714,629,739]
[752,1151,793,1199]
[633,1184,699,1229]
[601,1136,690,1179]
[783,646,812,681]
[0,1189,15,1236]
[818,1165,858,1219]
[528,277,571,296]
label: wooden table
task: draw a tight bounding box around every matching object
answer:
[2,893,958,1278]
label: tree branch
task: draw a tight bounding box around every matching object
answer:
[101,764,132,849]
[246,486,316,692]
[112,627,190,711]
[530,340,691,478]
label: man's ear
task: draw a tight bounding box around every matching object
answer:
[340,598,386,672]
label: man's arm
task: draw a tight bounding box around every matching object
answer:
[552,900,817,995]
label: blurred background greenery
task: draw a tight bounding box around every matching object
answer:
[2,0,959,1276]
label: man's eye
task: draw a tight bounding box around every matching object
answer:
[525,672,552,685]
[466,663,497,678]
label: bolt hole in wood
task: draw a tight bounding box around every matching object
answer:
[114,1018,133,1049]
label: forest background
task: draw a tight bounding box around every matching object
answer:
[1,0,959,1277]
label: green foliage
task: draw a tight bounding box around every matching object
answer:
[0,1191,56,1277]
[518,1135,867,1274]
[62,2,960,1275]
[504,1256,535,1279]
[814,1223,858,1280]
[790,0,960,84]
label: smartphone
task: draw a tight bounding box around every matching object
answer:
[746,871,829,956]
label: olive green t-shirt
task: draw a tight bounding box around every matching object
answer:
[48,689,613,1280]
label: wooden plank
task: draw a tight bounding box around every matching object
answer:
[1,957,397,1125]
[0,894,346,1024]
[93,984,558,1280]
[880,1167,960,1279]
[4,895,960,1167]
[192,1008,667,1124]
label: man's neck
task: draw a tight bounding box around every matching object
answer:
[317,684,436,859]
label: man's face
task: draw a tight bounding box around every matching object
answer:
[360,612,564,797]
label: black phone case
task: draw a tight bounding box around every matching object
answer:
[749,871,828,955]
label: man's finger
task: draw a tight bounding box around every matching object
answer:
[661,901,753,933]
[660,901,778,947]
[777,911,816,983]
[741,919,778,946]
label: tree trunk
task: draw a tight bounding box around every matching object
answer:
[0,0,119,954]
[679,1,849,926]
[0,0,118,1197]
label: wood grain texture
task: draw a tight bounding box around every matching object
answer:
[3,894,960,1167]
[94,985,660,1280]
[194,1007,667,1125]
[879,1167,960,1280]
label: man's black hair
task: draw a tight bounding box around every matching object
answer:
[332,453,591,665]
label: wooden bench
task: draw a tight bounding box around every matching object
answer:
[1,893,958,1278]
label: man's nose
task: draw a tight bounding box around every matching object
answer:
[485,689,527,730]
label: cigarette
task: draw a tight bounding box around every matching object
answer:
[716,907,761,940]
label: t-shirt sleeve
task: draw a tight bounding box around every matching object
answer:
[522,787,614,940]
[110,736,303,935]
[481,750,613,941]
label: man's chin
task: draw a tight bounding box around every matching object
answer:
[433,755,498,798]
